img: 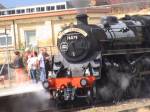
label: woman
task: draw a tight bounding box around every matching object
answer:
[13,51,24,84]
[23,48,32,81]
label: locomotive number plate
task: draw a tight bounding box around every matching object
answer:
[67,35,78,40]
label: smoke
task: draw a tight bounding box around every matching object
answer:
[0,82,43,97]
[68,0,90,14]
[138,57,150,97]
[97,68,132,101]
[97,56,150,101]
[68,0,91,8]
[0,83,53,112]
[108,69,131,91]
[9,91,51,112]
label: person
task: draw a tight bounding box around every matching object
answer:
[12,51,24,84]
[38,48,46,82]
[27,51,38,83]
[23,48,32,68]
[43,48,51,79]
[56,63,68,78]
[23,48,32,81]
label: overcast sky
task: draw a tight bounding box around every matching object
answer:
[1,0,65,8]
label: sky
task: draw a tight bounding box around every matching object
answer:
[1,0,66,8]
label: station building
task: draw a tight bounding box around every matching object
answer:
[0,1,111,51]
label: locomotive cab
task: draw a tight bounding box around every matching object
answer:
[101,16,119,27]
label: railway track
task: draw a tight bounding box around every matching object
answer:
[78,98,150,112]
[38,98,150,112]
[1,85,150,112]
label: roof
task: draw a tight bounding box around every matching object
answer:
[92,0,150,5]
[0,7,111,21]
[0,1,67,11]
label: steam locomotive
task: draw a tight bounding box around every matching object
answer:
[43,14,150,103]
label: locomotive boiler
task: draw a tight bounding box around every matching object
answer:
[58,14,150,63]
[56,14,150,101]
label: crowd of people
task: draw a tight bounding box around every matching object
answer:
[12,48,52,84]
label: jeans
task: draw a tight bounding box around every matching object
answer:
[30,69,37,83]
[40,67,46,82]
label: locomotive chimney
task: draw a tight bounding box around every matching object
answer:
[76,14,88,25]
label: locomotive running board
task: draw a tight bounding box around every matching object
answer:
[141,71,150,76]
[102,48,150,56]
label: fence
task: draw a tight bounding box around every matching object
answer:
[0,46,59,88]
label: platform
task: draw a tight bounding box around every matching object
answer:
[0,82,44,97]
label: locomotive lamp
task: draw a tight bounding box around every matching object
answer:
[42,80,49,89]
[80,78,88,87]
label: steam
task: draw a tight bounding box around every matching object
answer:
[138,57,150,97]
[97,56,150,101]
[97,68,132,101]
[68,0,91,8]
[107,69,131,91]
[10,90,51,112]
[68,0,91,14]
[0,83,43,97]
[0,83,53,112]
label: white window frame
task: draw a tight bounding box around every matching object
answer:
[24,30,37,48]
[0,35,13,47]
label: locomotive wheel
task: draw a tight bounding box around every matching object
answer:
[86,83,97,105]
[86,90,93,105]
[128,78,142,98]
[92,83,97,100]
[49,90,53,97]
[128,58,143,98]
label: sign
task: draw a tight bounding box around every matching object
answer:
[58,28,88,39]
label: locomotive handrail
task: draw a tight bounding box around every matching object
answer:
[102,48,150,56]
[93,27,143,30]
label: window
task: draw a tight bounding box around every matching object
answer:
[41,7,45,11]
[24,30,36,47]
[0,11,5,15]
[51,6,55,10]
[7,11,11,14]
[46,6,51,11]
[26,8,30,13]
[26,8,35,13]
[36,7,41,12]
[56,5,65,10]
[46,6,55,11]
[16,9,25,14]
[31,8,35,12]
[0,35,12,46]
[7,10,15,15]
[16,10,21,14]
[36,7,45,12]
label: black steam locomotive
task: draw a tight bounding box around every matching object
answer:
[56,14,150,101]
